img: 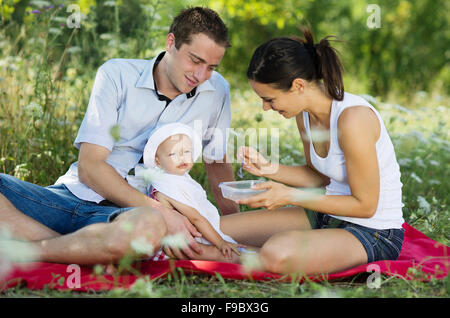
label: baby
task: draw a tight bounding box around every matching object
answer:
[134,123,247,261]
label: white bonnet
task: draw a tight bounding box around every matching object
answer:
[143,123,203,168]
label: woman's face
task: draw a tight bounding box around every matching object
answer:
[155,134,194,175]
[249,80,303,119]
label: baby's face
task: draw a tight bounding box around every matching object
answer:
[155,134,194,175]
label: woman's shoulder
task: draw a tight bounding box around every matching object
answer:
[339,92,373,106]
[336,92,379,128]
[337,105,381,145]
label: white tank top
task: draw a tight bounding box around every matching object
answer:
[302,92,404,229]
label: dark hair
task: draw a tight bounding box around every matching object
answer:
[169,7,231,49]
[246,26,344,101]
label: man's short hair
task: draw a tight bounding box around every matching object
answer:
[169,7,231,49]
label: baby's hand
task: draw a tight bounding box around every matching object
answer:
[219,241,244,259]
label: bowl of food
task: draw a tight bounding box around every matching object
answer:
[219,180,266,202]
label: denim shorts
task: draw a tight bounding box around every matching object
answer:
[0,173,133,234]
[305,209,405,263]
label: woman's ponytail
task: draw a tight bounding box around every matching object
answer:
[247,26,345,101]
[315,36,345,101]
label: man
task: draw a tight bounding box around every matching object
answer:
[0,7,238,265]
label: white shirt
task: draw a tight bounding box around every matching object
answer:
[303,92,405,229]
[149,171,237,245]
[55,53,231,203]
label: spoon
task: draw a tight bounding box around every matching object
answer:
[238,161,244,178]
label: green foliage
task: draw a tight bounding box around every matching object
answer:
[208,0,450,97]
[2,0,448,97]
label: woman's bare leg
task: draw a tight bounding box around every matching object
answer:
[259,228,368,275]
[220,206,311,247]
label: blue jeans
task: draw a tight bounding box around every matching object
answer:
[305,209,405,263]
[0,173,133,234]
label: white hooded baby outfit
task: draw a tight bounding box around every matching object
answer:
[132,123,237,260]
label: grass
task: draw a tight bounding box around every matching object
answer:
[0,5,448,298]
[2,272,448,298]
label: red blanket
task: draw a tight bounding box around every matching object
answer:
[1,223,448,292]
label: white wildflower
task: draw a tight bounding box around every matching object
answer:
[410,172,423,183]
[291,187,324,202]
[398,158,412,166]
[417,196,431,214]
[13,163,30,180]
[359,94,378,105]
[67,47,82,54]
[161,233,187,249]
[240,252,263,273]
[24,101,43,117]
[119,221,133,233]
[0,226,39,279]
[429,160,439,166]
[134,165,164,185]
[280,155,294,165]
[130,237,154,256]
[415,158,425,168]
[310,128,330,143]
[391,103,413,114]
[130,277,161,297]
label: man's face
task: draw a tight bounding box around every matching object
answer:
[164,32,226,95]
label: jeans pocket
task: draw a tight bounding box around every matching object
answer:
[373,229,403,260]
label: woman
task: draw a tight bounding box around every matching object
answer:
[220,27,405,275]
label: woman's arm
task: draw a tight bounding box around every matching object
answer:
[238,113,329,188]
[239,107,381,219]
[263,164,329,188]
[292,106,381,217]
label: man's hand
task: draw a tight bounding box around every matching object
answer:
[159,207,203,259]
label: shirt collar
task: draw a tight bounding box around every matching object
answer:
[135,51,216,96]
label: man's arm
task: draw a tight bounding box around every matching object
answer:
[203,155,240,215]
[78,143,160,208]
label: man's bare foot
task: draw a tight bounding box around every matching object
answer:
[190,244,241,263]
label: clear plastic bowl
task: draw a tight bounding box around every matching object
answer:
[219,180,266,202]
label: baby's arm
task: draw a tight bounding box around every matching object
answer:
[156,192,240,259]
[154,191,174,210]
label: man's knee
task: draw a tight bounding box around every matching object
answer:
[107,207,167,260]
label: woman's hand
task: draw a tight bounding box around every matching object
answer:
[236,146,278,177]
[236,181,295,210]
